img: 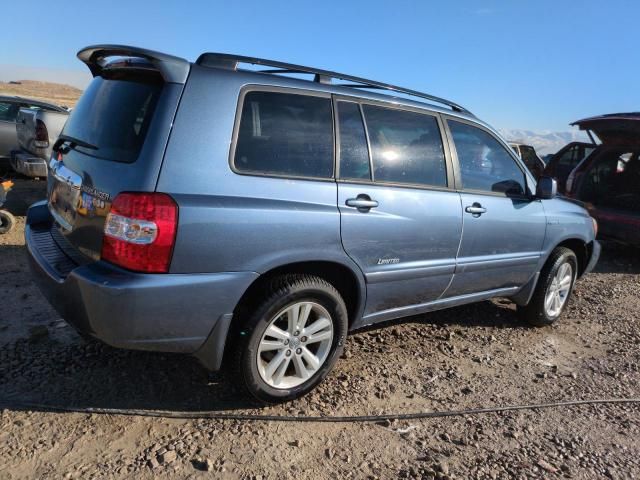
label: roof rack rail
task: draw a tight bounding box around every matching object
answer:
[196,53,472,115]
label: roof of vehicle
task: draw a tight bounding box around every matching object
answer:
[75,45,514,149]
[0,95,68,113]
[76,44,477,117]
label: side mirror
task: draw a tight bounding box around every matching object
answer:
[536,176,557,199]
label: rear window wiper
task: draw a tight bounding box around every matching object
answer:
[54,134,99,152]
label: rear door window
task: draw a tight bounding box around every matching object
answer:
[336,101,371,180]
[62,76,162,163]
[362,104,447,187]
[234,91,333,179]
[448,120,526,196]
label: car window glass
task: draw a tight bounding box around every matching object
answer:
[449,120,526,196]
[0,102,19,122]
[558,145,581,167]
[519,146,539,169]
[362,105,447,187]
[234,91,333,178]
[337,102,371,180]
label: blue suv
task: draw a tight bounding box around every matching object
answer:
[26,45,600,402]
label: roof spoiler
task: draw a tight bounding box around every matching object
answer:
[77,44,190,84]
[196,52,472,115]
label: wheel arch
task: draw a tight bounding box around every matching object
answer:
[234,260,366,329]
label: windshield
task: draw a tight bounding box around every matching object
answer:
[61,75,162,163]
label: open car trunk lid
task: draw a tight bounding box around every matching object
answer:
[47,45,189,262]
[572,113,640,145]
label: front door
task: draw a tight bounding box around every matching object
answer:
[444,118,546,297]
[335,99,462,324]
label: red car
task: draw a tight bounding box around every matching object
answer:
[564,113,640,245]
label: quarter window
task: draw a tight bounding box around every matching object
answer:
[449,120,526,196]
[234,91,333,178]
[362,105,447,187]
[337,101,370,180]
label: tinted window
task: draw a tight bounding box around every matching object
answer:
[337,102,370,180]
[234,91,333,178]
[557,145,581,168]
[362,105,446,187]
[519,146,538,168]
[62,76,162,163]
[0,102,19,122]
[449,121,526,195]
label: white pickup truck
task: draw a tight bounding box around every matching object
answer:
[11,99,69,177]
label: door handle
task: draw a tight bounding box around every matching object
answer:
[346,196,378,211]
[465,203,486,216]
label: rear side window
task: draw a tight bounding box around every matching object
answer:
[448,120,526,196]
[337,101,370,180]
[62,76,162,163]
[362,105,447,187]
[234,91,333,178]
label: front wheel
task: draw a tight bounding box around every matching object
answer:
[232,274,348,403]
[518,247,578,326]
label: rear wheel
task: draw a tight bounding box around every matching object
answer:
[518,247,578,326]
[0,210,15,234]
[232,274,348,403]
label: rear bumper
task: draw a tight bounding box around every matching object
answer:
[10,151,48,177]
[26,201,257,369]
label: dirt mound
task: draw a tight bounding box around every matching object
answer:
[0,79,83,108]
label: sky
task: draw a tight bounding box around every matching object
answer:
[1,0,638,133]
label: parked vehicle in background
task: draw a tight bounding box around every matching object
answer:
[564,113,640,245]
[11,101,69,177]
[26,45,600,403]
[0,96,68,159]
[544,141,598,193]
[509,142,546,180]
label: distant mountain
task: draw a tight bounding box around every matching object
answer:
[499,129,591,155]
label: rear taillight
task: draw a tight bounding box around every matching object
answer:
[34,119,49,148]
[101,192,178,273]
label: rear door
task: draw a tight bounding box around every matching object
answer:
[336,99,462,323]
[444,117,546,297]
[47,55,187,260]
[546,143,596,192]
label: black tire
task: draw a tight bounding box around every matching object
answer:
[518,247,578,326]
[0,210,15,234]
[231,274,348,403]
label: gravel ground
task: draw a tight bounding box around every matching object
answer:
[1,177,639,479]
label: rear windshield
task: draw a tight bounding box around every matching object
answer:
[62,75,162,163]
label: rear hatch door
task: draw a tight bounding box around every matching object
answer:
[48,46,190,261]
[572,113,640,145]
